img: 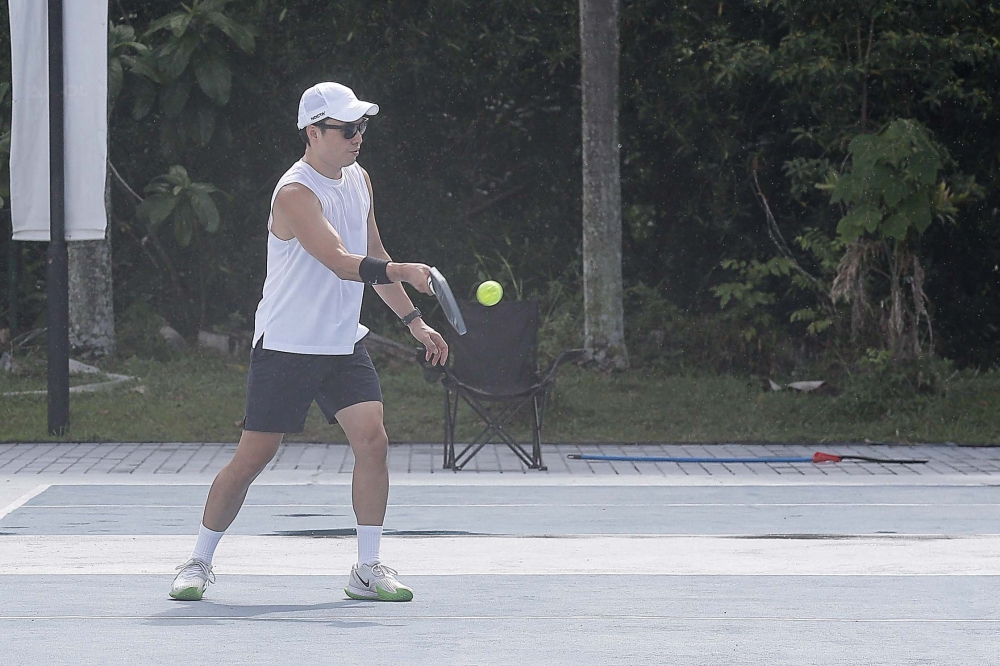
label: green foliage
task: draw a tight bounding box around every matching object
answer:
[793,227,843,274]
[732,0,999,150]
[623,283,734,372]
[536,279,585,368]
[836,352,956,421]
[115,300,179,362]
[624,281,795,375]
[516,260,585,368]
[697,0,999,365]
[821,119,963,242]
[133,0,255,153]
[817,119,983,358]
[711,226,851,364]
[3,0,994,367]
[135,166,222,246]
[711,257,796,343]
[107,24,151,109]
[623,282,677,367]
[713,258,793,307]
[789,307,832,336]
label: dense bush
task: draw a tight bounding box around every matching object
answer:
[834,353,957,422]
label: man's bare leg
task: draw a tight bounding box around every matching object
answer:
[337,401,389,526]
[203,430,284,531]
[337,401,412,601]
[170,430,282,600]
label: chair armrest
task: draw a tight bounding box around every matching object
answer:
[537,348,587,386]
[430,348,585,398]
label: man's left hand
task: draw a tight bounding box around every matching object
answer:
[409,322,449,366]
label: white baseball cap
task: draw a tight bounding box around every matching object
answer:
[297,82,379,129]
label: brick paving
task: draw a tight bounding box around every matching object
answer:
[0,441,997,476]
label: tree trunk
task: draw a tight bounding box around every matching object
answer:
[68,171,115,358]
[580,0,628,369]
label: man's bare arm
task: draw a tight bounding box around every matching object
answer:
[271,183,431,293]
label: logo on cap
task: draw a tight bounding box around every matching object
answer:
[310,112,325,120]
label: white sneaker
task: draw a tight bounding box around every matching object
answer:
[169,558,215,601]
[345,562,414,602]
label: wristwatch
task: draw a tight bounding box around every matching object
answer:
[401,308,423,326]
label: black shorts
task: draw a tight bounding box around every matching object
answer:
[244,337,383,434]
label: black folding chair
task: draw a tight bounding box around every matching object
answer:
[422,300,583,471]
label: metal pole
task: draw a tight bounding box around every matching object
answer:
[47,0,69,435]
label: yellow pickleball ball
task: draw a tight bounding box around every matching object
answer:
[476,280,503,306]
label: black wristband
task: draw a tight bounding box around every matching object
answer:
[401,308,423,326]
[359,256,392,285]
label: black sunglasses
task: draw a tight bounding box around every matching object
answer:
[315,118,369,139]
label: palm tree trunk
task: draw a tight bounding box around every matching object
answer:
[580,0,628,369]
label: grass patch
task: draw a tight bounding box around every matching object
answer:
[1,349,998,444]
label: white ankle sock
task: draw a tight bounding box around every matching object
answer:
[357,524,382,565]
[191,524,225,564]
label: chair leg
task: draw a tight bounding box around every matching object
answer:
[443,388,459,469]
[454,399,528,470]
[452,393,545,471]
[531,390,548,471]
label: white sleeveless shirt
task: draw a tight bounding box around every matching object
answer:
[252,160,370,354]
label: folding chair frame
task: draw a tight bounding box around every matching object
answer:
[436,348,584,471]
[443,382,550,471]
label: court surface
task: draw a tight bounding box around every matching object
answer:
[0,442,998,665]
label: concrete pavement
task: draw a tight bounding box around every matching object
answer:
[0,442,997,665]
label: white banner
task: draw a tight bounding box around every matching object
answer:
[9,0,109,242]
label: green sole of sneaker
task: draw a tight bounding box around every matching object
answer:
[169,587,205,601]
[344,587,413,602]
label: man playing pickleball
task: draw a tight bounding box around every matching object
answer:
[169,82,448,602]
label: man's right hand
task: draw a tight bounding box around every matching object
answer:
[388,263,434,295]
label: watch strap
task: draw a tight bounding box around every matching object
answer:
[401,308,423,326]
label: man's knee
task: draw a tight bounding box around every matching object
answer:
[352,428,389,465]
[230,431,282,479]
[337,401,389,467]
